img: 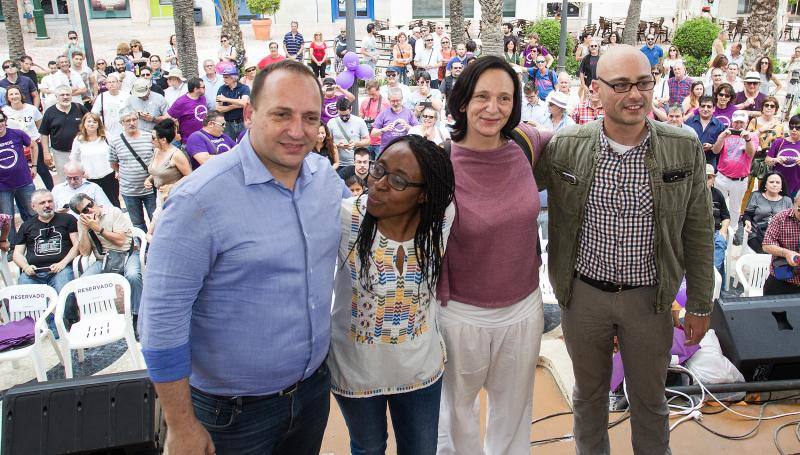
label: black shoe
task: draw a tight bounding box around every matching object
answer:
[733,224,744,246]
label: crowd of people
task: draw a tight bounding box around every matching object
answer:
[1,17,799,455]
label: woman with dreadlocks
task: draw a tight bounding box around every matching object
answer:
[436,55,552,455]
[328,134,455,455]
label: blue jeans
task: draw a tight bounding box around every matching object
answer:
[334,377,442,455]
[224,120,245,140]
[0,182,36,236]
[122,192,156,232]
[714,230,727,288]
[191,363,331,455]
[83,253,143,314]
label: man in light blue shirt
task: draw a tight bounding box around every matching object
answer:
[139,60,348,455]
[200,59,225,110]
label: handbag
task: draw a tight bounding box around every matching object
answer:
[773,257,795,281]
[89,225,134,275]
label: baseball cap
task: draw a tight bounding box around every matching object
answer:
[131,78,150,97]
[221,66,239,76]
[322,77,336,87]
[731,110,749,123]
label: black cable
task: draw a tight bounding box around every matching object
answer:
[772,419,800,455]
[530,411,629,446]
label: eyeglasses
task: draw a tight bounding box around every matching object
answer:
[717,93,732,98]
[699,104,714,109]
[597,77,655,93]
[421,114,436,119]
[536,60,546,64]
[760,61,770,65]
[66,175,82,181]
[651,71,660,76]
[746,81,759,85]
[763,103,777,108]
[210,120,226,127]
[80,201,94,214]
[647,37,655,40]
[69,36,78,40]
[2,64,15,70]
[369,162,425,191]
[97,61,106,65]
[141,72,151,77]
[789,124,800,131]
[589,45,599,48]
[417,80,430,85]
[425,39,434,42]
[386,72,397,77]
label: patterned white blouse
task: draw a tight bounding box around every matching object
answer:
[329,196,455,397]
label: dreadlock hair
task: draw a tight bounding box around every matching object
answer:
[352,134,455,294]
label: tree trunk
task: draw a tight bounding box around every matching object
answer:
[172,0,199,78]
[216,0,246,68]
[621,0,643,46]
[449,0,466,47]
[1,0,27,61]
[478,0,503,57]
[744,0,778,72]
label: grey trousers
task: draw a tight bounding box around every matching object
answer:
[561,277,674,455]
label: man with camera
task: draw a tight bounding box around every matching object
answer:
[712,110,758,230]
[326,98,370,168]
[13,189,79,294]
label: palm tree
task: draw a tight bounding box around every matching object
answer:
[1,0,27,61]
[621,0,643,45]
[216,0,246,68]
[478,0,503,57]
[449,0,466,47]
[744,0,777,72]
[172,0,199,78]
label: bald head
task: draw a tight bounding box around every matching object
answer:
[596,45,650,81]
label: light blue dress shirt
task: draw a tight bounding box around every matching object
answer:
[139,133,349,395]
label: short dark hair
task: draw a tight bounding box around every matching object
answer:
[20,55,32,63]
[354,147,370,158]
[502,22,513,30]
[336,97,352,111]
[47,60,57,66]
[202,110,224,126]
[153,118,177,143]
[251,59,322,109]
[466,40,477,53]
[447,56,522,143]
[187,77,203,92]
[698,95,714,106]
[758,171,787,195]
[67,30,78,37]
[72,50,84,58]
[416,70,432,82]
[366,23,375,33]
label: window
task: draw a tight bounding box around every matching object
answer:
[737,0,752,14]
[413,0,474,19]
[332,0,372,19]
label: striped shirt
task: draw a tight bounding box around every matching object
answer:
[283,31,304,60]
[109,131,154,197]
[575,126,658,286]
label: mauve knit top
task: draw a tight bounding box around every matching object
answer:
[437,124,552,308]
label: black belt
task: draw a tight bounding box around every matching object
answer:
[192,365,323,404]
[575,272,643,293]
[720,174,747,181]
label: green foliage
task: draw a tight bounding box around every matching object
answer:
[245,0,279,16]
[682,55,708,79]
[673,17,720,69]
[524,18,579,76]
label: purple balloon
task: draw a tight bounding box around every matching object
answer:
[336,70,356,90]
[675,278,687,308]
[343,52,360,71]
[354,63,375,80]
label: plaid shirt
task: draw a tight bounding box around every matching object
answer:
[667,76,693,105]
[575,127,658,286]
[571,100,605,125]
[763,207,800,285]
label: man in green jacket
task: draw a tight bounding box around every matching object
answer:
[535,45,714,454]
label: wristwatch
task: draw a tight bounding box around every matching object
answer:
[98,227,105,235]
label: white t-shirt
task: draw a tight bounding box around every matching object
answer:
[414,48,443,81]
[409,123,450,146]
[164,84,188,106]
[53,70,87,104]
[70,137,115,179]
[118,71,137,95]
[327,116,369,166]
[39,73,60,108]
[2,104,42,140]
[606,136,635,155]
[91,91,130,138]
[405,88,443,112]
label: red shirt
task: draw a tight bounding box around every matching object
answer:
[360,96,390,146]
[310,41,327,62]
[257,54,286,70]
[763,208,800,285]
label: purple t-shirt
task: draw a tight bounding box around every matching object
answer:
[0,128,32,191]
[372,107,419,152]
[734,91,766,112]
[321,95,343,125]
[713,104,737,128]
[521,44,550,68]
[184,129,237,169]
[768,137,800,195]
[168,94,208,142]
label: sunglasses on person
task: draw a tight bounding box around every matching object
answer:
[97,61,106,65]
[417,79,430,85]
[69,36,78,40]
[763,103,776,108]
[589,45,599,48]
[790,124,800,131]
[699,104,714,109]
[2,64,16,70]
[536,59,546,64]
[425,39,434,42]
[80,201,94,214]
[421,114,436,119]
[141,72,151,77]
[717,93,732,98]
[386,72,397,77]
[210,120,226,127]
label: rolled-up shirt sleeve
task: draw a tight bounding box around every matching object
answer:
[139,188,217,382]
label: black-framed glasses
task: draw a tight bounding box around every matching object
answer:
[417,79,430,85]
[369,162,425,191]
[597,77,655,93]
[421,114,436,119]
[717,92,732,98]
[80,201,94,214]
[699,104,714,109]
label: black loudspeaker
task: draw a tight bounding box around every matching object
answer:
[711,295,800,382]
[1,370,164,454]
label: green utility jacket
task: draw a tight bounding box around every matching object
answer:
[534,118,714,315]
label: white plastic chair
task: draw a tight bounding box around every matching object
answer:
[539,253,557,305]
[0,254,16,287]
[735,254,772,297]
[0,285,63,382]
[713,268,722,302]
[724,225,747,289]
[131,227,148,269]
[54,273,141,379]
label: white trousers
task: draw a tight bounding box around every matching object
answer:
[52,149,71,185]
[715,173,748,229]
[437,290,544,455]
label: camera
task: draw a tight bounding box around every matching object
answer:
[729,129,742,136]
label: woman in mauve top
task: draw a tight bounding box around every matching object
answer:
[436,56,553,455]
